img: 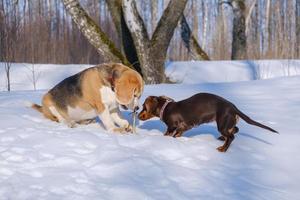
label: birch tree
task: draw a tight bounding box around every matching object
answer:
[151,0,158,34]
[296,0,300,57]
[221,0,247,60]
[180,16,210,60]
[63,0,189,83]
[62,0,129,65]
[122,0,188,83]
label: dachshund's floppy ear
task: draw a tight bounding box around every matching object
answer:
[147,96,159,113]
[159,95,174,102]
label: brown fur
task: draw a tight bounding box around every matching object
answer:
[31,63,144,129]
[138,94,278,152]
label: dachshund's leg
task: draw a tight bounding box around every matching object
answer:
[216,114,237,152]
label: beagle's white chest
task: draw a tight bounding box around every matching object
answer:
[99,86,117,107]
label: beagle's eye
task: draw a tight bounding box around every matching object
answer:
[133,88,141,98]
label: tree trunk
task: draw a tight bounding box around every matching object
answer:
[265,0,272,53]
[202,0,208,49]
[296,0,300,57]
[245,0,257,35]
[192,0,198,40]
[231,0,247,60]
[151,0,158,34]
[62,0,129,64]
[180,15,210,60]
[64,0,188,84]
[105,0,141,74]
[122,0,188,83]
[4,62,11,91]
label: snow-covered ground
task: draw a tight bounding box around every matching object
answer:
[0,63,92,91]
[1,60,300,91]
[0,61,299,199]
[166,60,300,83]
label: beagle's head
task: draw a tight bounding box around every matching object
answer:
[113,64,144,111]
[138,96,174,121]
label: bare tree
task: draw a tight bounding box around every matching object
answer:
[1,0,300,67]
[63,0,188,83]
[62,0,129,64]
[105,0,141,74]
[296,0,300,57]
[1,0,20,91]
[245,0,257,36]
[180,16,210,60]
[221,0,247,60]
[201,0,208,49]
[151,0,158,34]
[122,0,188,83]
[25,64,42,90]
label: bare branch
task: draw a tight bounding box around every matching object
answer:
[151,0,188,52]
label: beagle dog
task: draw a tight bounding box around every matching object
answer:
[31,63,144,133]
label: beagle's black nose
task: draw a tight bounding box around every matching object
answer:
[134,106,140,112]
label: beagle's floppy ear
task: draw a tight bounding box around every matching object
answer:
[112,69,121,81]
[108,69,121,91]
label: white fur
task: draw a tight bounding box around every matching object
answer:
[49,106,75,127]
[67,106,97,121]
[110,107,129,128]
[49,106,64,122]
[99,86,129,131]
[100,86,117,106]
[127,96,139,110]
[98,105,117,131]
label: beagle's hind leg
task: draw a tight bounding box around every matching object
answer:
[76,118,97,125]
[48,106,76,128]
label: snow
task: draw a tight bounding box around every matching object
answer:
[0,61,299,199]
[0,63,92,91]
[166,60,300,83]
[1,60,300,91]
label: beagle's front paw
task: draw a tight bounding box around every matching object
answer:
[112,127,126,134]
[124,124,133,133]
[112,124,133,134]
[66,121,76,128]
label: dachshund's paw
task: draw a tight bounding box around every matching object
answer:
[217,146,227,152]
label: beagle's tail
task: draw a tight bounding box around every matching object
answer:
[234,106,278,134]
[28,102,43,113]
[25,101,58,122]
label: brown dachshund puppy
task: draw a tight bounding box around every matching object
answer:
[138,94,278,152]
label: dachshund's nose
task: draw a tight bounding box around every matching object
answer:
[138,112,144,120]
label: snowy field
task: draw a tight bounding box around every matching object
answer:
[1,60,300,91]
[0,61,300,199]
